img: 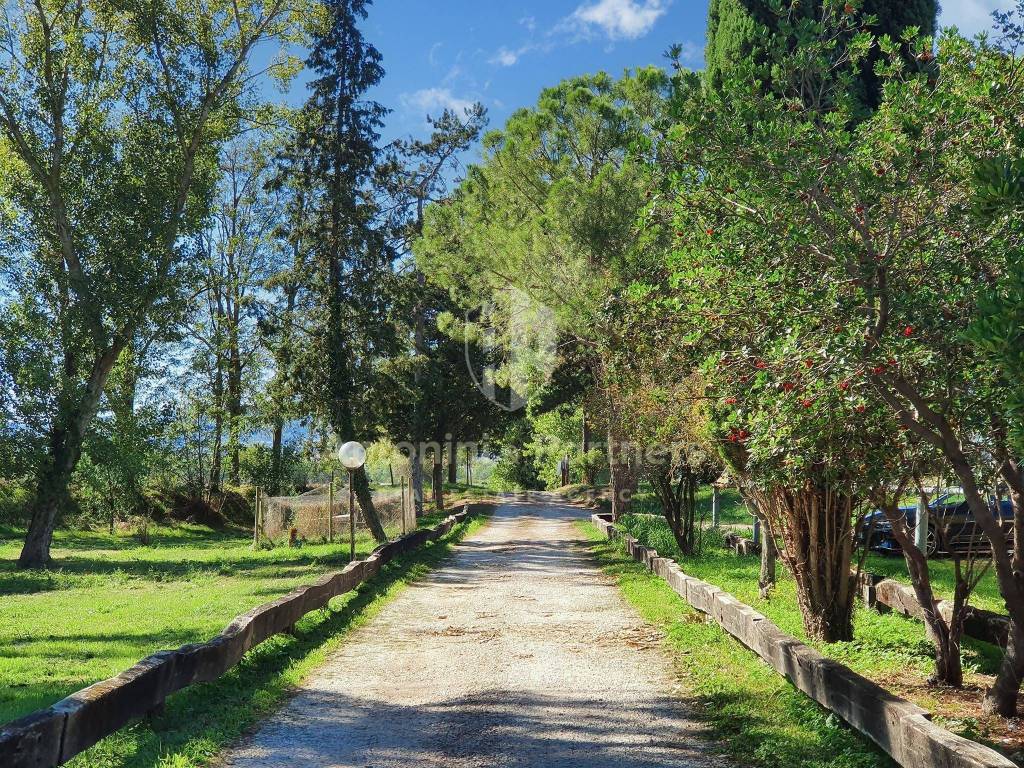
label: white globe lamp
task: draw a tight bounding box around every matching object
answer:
[338,441,367,470]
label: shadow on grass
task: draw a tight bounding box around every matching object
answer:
[0,542,387,596]
[63,513,483,768]
[0,525,251,552]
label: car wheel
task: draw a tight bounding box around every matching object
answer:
[925,524,939,558]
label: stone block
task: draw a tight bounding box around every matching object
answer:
[0,708,64,768]
[665,567,692,601]
[651,556,672,580]
[362,553,382,579]
[684,579,721,614]
[57,651,176,760]
[876,579,925,620]
[641,547,659,569]
[900,713,1016,768]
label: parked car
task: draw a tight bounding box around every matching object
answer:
[858,491,1014,557]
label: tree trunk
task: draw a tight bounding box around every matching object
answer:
[606,400,636,521]
[209,359,224,493]
[433,454,444,512]
[878,493,966,686]
[582,408,595,485]
[759,526,777,600]
[19,348,122,568]
[748,481,856,642]
[270,418,284,496]
[653,468,698,555]
[986,618,1024,715]
[873,394,1024,709]
[410,265,427,517]
[227,337,242,486]
[448,437,457,484]
[19,453,76,569]
[352,465,387,542]
[410,448,425,518]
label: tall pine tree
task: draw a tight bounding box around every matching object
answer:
[290,0,393,541]
[705,0,938,107]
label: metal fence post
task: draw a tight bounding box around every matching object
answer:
[349,470,356,561]
[328,470,335,543]
[711,486,721,527]
[401,476,407,535]
[253,486,261,549]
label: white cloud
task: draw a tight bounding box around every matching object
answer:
[563,0,669,41]
[939,1,1014,36]
[488,43,544,67]
[520,15,537,32]
[400,87,474,117]
[677,39,701,64]
[428,42,443,67]
[490,46,521,66]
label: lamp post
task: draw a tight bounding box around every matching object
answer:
[338,441,367,562]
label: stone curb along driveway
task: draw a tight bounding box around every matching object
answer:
[593,514,1016,768]
[222,495,730,768]
[0,503,489,768]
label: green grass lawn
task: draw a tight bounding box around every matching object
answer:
[629,485,1005,613]
[631,485,754,528]
[577,520,892,768]
[863,552,1003,614]
[0,509,461,728]
[615,514,1005,743]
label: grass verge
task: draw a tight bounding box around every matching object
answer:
[0,505,474,726]
[616,513,1012,752]
[6,510,488,768]
[576,519,893,768]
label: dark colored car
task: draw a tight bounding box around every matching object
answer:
[859,492,1015,557]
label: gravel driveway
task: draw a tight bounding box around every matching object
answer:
[222,494,728,768]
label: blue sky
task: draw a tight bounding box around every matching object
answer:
[357,0,1016,148]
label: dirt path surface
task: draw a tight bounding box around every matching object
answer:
[223,495,728,768]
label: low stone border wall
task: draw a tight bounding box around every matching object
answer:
[0,501,495,768]
[859,573,1009,647]
[722,534,1009,648]
[591,513,1015,768]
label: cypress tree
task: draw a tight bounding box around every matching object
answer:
[290,0,393,541]
[705,0,938,105]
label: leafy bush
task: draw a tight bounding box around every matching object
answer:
[0,479,30,525]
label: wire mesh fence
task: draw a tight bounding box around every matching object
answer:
[256,479,418,545]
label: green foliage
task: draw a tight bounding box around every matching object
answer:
[0,0,309,565]
[971,155,1024,455]
[488,419,541,491]
[522,405,604,489]
[663,17,1022,499]
[704,0,938,108]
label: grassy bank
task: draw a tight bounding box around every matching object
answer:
[0,507,472,727]
[576,520,891,768]
[62,509,486,768]
[616,513,1010,751]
